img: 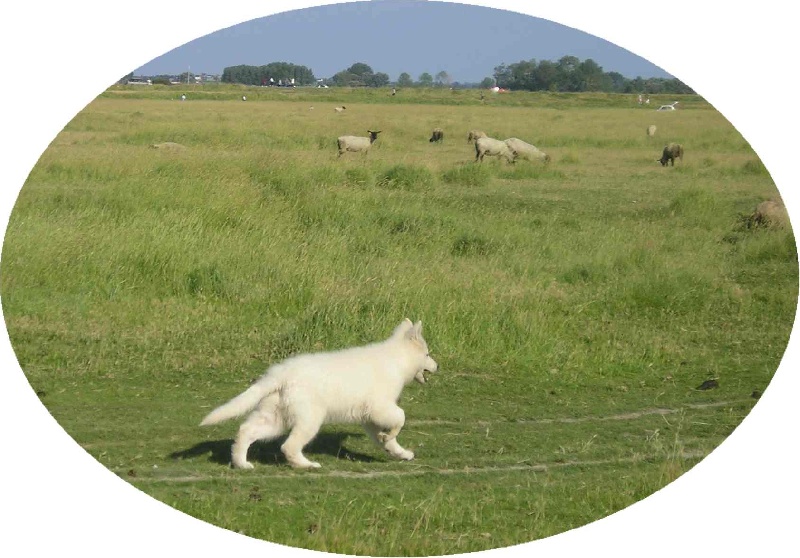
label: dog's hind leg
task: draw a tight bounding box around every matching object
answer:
[280,411,324,469]
[231,396,284,469]
[363,421,415,461]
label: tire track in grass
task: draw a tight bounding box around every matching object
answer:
[409,399,754,427]
[127,450,709,483]
[82,399,754,451]
[119,402,746,483]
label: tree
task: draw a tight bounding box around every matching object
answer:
[222,63,315,86]
[480,77,495,89]
[435,71,451,87]
[577,58,605,91]
[556,56,582,91]
[397,72,414,87]
[366,72,390,88]
[331,62,390,87]
[417,72,433,87]
[535,60,558,91]
[346,62,374,77]
[493,64,512,89]
[510,59,536,90]
[606,71,627,93]
[331,70,360,87]
[178,71,196,84]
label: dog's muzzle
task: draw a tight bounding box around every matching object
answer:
[415,357,438,384]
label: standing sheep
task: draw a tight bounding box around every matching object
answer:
[429,128,444,143]
[467,130,487,143]
[475,136,515,163]
[658,143,684,166]
[647,124,657,138]
[337,130,382,158]
[504,138,550,163]
[334,106,346,114]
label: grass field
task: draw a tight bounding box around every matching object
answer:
[1,86,796,555]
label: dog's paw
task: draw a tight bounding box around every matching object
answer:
[232,461,255,470]
[288,459,322,469]
[398,450,415,461]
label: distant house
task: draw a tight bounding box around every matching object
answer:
[127,77,152,85]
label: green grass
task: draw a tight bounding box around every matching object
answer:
[1,89,796,555]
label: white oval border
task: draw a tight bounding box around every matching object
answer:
[1,2,797,557]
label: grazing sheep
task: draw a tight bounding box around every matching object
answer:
[658,143,684,166]
[751,199,789,228]
[504,138,550,163]
[467,130,487,143]
[647,124,657,138]
[337,130,381,157]
[475,136,515,163]
[334,106,346,113]
[429,128,444,143]
[150,142,186,151]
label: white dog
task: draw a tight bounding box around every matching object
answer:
[200,319,438,469]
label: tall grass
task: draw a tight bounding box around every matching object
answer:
[1,92,795,555]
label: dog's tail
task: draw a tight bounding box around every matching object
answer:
[199,374,280,426]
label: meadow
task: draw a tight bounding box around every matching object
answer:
[1,85,796,555]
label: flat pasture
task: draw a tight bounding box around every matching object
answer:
[2,88,796,555]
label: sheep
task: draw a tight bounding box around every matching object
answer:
[647,124,657,138]
[467,129,487,143]
[337,130,381,157]
[503,138,550,163]
[475,136,515,163]
[751,199,789,228]
[150,142,186,151]
[334,106,346,113]
[658,143,684,166]
[429,128,444,143]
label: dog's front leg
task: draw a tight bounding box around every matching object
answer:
[370,404,406,443]
[382,437,415,461]
[363,420,414,461]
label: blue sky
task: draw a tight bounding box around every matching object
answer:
[134,1,672,83]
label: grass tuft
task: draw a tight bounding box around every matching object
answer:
[441,163,491,187]
[377,164,435,190]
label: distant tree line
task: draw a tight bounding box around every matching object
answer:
[221,62,316,86]
[166,56,690,94]
[491,56,693,94]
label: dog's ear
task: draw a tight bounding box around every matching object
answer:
[410,320,423,339]
[393,318,414,337]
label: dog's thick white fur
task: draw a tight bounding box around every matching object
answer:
[200,319,438,469]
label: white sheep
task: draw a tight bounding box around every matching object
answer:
[647,124,657,138]
[334,106,346,113]
[150,142,186,151]
[475,136,514,163]
[467,129,487,143]
[337,130,382,157]
[503,138,550,163]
